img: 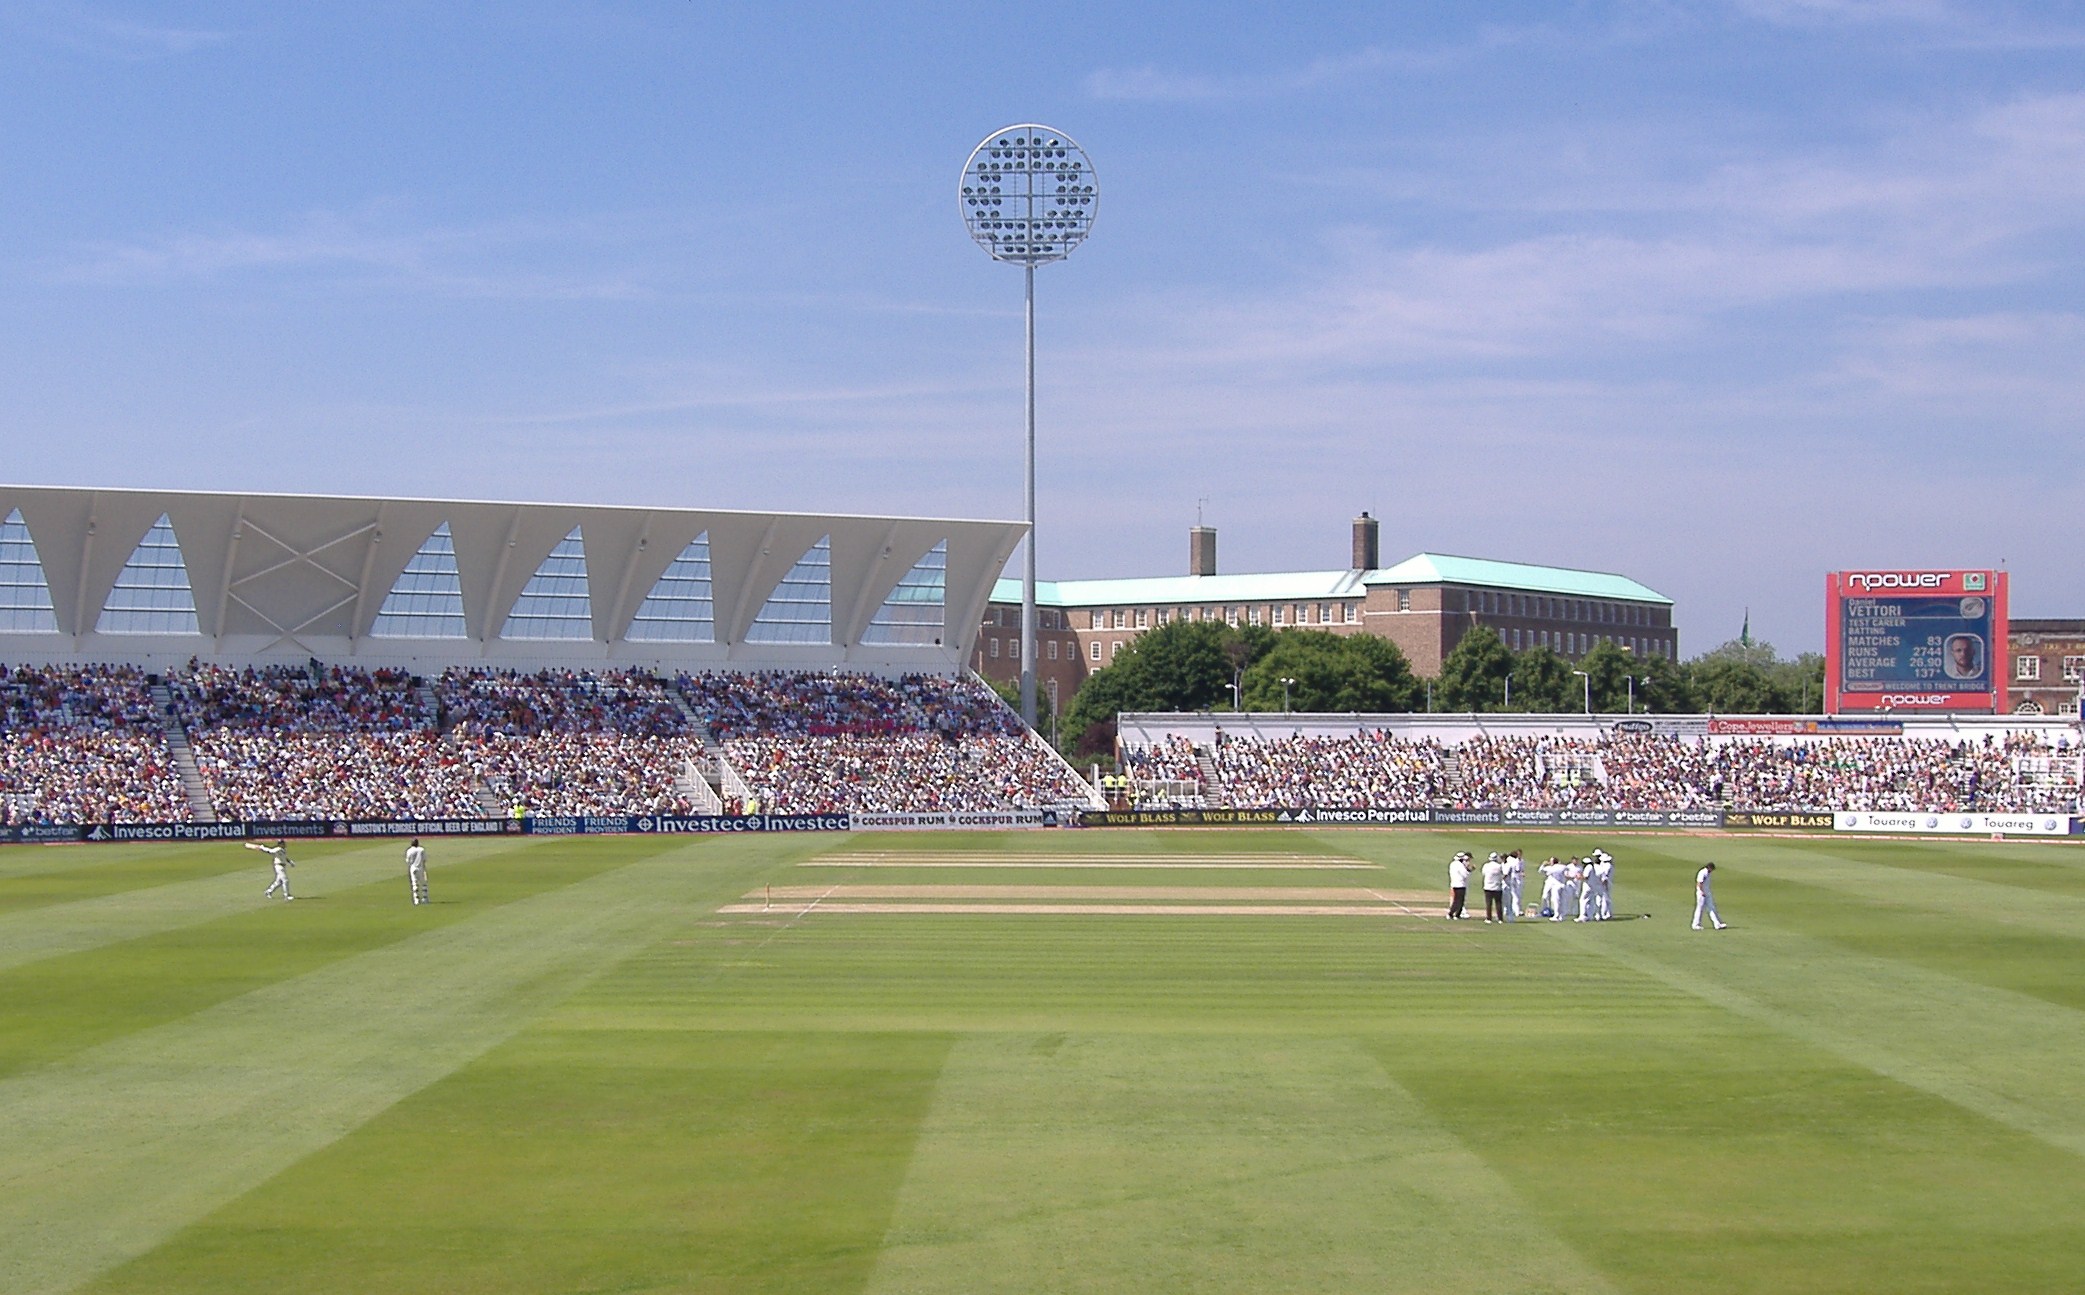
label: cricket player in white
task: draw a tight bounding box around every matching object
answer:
[1591,850,1614,920]
[1539,857,1565,919]
[1563,857,1584,921]
[405,837,429,905]
[247,838,295,901]
[1693,862,1726,929]
[1503,849,1524,921]
[1447,851,1473,919]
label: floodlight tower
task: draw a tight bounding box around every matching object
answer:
[961,124,1098,728]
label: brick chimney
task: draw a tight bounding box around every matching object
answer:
[1189,525,1217,577]
[1352,511,1379,571]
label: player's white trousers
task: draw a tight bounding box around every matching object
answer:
[265,863,291,899]
[1504,880,1521,920]
[409,866,428,904]
[1693,895,1721,928]
[1595,883,1612,920]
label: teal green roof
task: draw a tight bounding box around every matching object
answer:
[1367,553,1670,604]
[993,553,1669,607]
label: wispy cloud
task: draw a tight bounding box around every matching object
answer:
[1083,26,1559,102]
[1727,0,2085,48]
[14,3,236,60]
[57,206,660,301]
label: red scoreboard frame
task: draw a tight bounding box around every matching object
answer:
[1825,570,2008,714]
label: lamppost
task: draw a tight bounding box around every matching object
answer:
[1572,669,1592,715]
[1503,672,1513,710]
[1626,673,1649,713]
[1280,676,1296,714]
[961,125,1098,728]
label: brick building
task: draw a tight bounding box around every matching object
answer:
[974,514,1677,705]
[2006,619,2085,716]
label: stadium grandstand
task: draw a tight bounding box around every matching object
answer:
[1113,712,2082,817]
[0,485,1100,827]
[2,485,2079,833]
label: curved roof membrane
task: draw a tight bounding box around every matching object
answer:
[0,485,1023,671]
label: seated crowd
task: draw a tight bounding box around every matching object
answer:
[684,672,1086,813]
[173,664,479,820]
[9,658,2077,824]
[1,664,190,824]
[437,669,704,816]
[1207,731,1449,808]
[1127,729,2082,814]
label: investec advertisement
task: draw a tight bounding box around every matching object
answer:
[1825,570,2007,714]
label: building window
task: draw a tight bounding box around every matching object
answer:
[990,637,1000,658]
[98,514,200,635]
[2064,656,2085,682]
[1512,628,1522,650]
[862,541,947,646]
[2018,656,2041,681]
[1048,640,1058,660]
[0,508,59,633]
[1397,589,1411,612]
[746,536,833,645]
[629,533,715,643]
[1090,641,1101,660]
[1111,641,1122,658]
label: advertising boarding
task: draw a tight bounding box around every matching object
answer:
[1825,570,2007,714]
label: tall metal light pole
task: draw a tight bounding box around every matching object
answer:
[961,125,1098,728]
[1572,669,1592,715]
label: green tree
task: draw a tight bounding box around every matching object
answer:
[1769,652,1826,714]
[1435,627,1514,711]
[1507,646,1576,712]
[1683,637,1815,713]
[1241,630,1420,713]
[1631,649,1695,713]
[1688,653,1786,713]
[1578,640,1639,713]
[984,674,1022,711]
[1058,620,1273,752]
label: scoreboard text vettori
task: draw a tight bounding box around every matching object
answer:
[1825,570,2007,714]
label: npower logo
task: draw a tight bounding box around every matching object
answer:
[1846,571,1948,591]
[1876,694,1951,706]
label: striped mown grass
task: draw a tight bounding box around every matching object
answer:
[2,828,2080,1292]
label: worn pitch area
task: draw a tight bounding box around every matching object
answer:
[6,828,2085,1294]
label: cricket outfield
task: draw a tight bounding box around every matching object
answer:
[3,828,2082,1293]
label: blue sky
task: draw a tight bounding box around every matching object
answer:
[4,1,2082,655]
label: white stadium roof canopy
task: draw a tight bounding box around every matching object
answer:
[0,485,1023,672]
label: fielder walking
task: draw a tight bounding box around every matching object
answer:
[405,837,429,905]
[247,838,295,901]
[1693,861,1727,930]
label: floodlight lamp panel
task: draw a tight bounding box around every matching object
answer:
[960,123,1097,265]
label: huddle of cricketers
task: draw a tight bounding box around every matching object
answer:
[1449,848,1616,923]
